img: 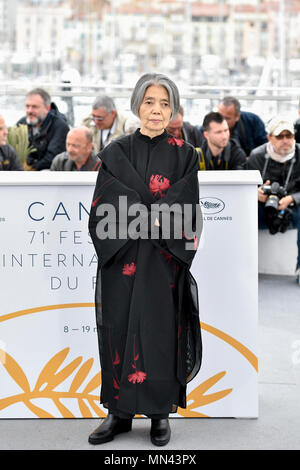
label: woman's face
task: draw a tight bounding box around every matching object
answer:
[138,85,172,138]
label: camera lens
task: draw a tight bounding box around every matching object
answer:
[265,195,279,214]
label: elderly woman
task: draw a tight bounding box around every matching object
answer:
[88,73,202,446]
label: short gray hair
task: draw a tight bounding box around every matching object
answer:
[130,73,180,120]
[27,88,51,106]
[92,95,116,113]
[220,96,241,115]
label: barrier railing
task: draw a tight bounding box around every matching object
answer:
[1,82,299,126]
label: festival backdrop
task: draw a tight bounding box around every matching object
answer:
[0,172,259,418]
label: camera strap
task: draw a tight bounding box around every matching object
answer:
[262,152,296,191]
[196,145,230,171]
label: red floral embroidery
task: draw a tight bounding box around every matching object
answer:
[128,371,147,384]
[128,334,146,385]
[108,328,121,400]
[113,350,120,365]
[168,136,184,147]
[149,174,170,197]
[113,378,120,390]
[122,262,136,276]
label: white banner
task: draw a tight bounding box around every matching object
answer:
[0,172,260,418]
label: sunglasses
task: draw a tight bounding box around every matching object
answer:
[274,133,294,140]
[90,115,107,122]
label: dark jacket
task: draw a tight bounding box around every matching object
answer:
[180,121,204,148]
[246,143,300,206]
[0,144,24,171]
[231,111,267,156]
[197,138,246,171]
[17,102,69,170]
[294,118,300,144]
[50,150,101,171]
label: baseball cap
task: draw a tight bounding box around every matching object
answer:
[266,116,295,136]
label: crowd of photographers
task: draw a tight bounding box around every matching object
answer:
[1,87,300,281]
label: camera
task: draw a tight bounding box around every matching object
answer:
[261,181,293,234]
[261,182,286,212]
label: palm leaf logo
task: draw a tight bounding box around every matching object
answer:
[177,371,233,417]
[0,348,232,418]
[0,347,105,418]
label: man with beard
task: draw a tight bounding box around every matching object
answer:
[17,88,69,170]
[197,111,246,171]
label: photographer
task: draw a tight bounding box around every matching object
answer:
[246,116,300,282]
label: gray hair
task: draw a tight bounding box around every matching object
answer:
[92,95,116,113]
[220,96,241,115]
[130,73,180,120]
[27,88,51,106]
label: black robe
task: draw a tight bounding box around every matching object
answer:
[89,129,202,416]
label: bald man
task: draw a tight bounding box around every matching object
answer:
[50,126,101,171]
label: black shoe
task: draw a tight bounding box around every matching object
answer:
[150,418,171,446]
[88,413,132,445]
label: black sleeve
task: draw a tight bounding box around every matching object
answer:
[6,145,24,171]
[229,140,247,170]
[33,119,69,170]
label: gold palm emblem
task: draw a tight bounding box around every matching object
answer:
[0,348,105,418]
[0,347,232,418]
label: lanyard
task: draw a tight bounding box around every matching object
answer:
[196,147,229,171]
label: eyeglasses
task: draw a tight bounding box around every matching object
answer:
[90,114,107,122]
[274,133,294,140]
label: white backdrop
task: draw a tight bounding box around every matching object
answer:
[0,171,261,418]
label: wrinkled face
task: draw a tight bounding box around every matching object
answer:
[268,131,295,156]
[218,103,240,130]
[25,94,50,125]
[166,113,183,137]
[66,129,93,164]
[91,107,117,131]
[138,85,172,138]
[0,117,8,146]
[204,120,230,150]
